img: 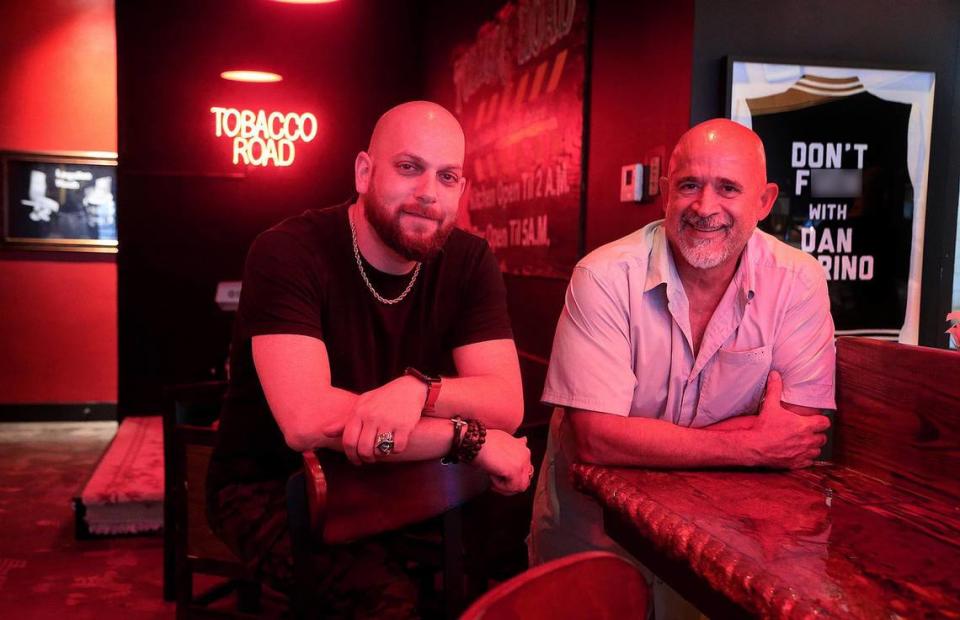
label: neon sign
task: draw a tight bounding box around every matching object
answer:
[210,107,317,167]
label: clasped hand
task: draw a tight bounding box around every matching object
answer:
[474,431,534,495]
[323,375,535,494]
[339,375,425,465]
[748,371,831,469]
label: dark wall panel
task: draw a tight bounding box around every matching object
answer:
[116,0,422,413]
[421,0,695,425]
[691,0,960,347]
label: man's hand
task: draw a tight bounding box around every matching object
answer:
[472,431,534,495]
[745,371,830,469]
[341,375,426,464]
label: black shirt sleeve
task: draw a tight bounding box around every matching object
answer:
[238,229,325,341]
[450,240,514,347]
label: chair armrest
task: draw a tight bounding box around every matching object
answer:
[302,451,328,539]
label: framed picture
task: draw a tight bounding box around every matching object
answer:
[727,59,935,344]
[2,151,118,253]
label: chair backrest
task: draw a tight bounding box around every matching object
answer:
[174,425,240,564]
[460,551,649,620]
[162,380,247,603]
[168,380,228,426]
[287,453,491,618]
[298,450,490,544]
[835,336,960,504]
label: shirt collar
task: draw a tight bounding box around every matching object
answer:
[644,224,674,293]
[738,232,758,305]
[645,222,757,306]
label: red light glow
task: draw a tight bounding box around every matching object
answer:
[269,0,339,4]
[220,70,283,83]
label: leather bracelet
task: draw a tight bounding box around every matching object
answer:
[441,416,467,464]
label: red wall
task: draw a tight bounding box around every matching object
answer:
[584,1,693,251]
[0,260,117,402]
[0,0,117,404]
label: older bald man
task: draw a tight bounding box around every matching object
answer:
[530,119,835,569]
[207,101,532,615]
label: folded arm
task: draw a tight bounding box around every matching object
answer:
[568,371,829,470]
[439,338,523,432]
[703,401,820,432]
[570,412,753,468]
[252,333,355,452]
[252,333,532,492]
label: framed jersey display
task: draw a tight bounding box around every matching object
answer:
[2,151,118,253]
[727,59,935,344]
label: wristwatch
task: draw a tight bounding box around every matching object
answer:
[404,367,442,414]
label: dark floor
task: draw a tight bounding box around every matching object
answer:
[0,420,543,619]
[0,422,173,619]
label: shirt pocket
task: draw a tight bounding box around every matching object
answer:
[697,345,772,424]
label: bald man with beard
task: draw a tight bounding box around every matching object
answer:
[530,119,835,615]
[207,101,532,617]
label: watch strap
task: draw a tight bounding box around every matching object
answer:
[405,366,442,414]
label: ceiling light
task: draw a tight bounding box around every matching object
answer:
[220,70,283,83]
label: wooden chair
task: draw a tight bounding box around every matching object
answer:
[163,380,228,604]
[459,551,650,620]
[163,381,262,618]
[835,336,960,505]
[287,450,490,619]
[164,379,492,617]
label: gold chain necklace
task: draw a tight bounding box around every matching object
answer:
[349,210,421,305]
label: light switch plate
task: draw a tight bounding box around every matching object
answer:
[620,163,644,202]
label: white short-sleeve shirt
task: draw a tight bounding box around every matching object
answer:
[529,220,836,563]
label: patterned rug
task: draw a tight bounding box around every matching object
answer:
[78,416,164,535]
[0,421,171,618]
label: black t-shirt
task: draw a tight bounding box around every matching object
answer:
[207,202,513,494]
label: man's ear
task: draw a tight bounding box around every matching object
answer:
[658,176,669,212]
[354,151,372,194]
[757,181,779,221]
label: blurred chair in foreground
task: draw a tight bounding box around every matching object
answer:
[460,551,649,620]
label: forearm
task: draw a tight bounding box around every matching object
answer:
[281,386,358,452]
[442,338,523,432]
[569,411,756,468]
[704,414,757,431]
[699,405,818,434]
[318,416,455,462]
[432,374,523,432]
[316,416,519,469]
[253,334,362,452]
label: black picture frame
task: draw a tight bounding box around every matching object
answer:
[2,151,118,253]
[725,58,936,344]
